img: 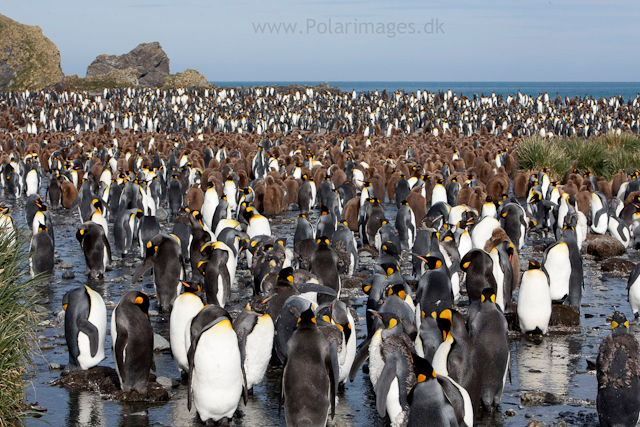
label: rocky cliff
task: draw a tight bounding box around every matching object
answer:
[0,14,62,91]
[86,42,169,87]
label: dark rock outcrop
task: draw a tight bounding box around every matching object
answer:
[86,42,169,87]
[585,234,626,259]
[0,13,62,91]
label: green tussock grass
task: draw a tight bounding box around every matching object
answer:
[0,230,43,426]
[515,132,640,181]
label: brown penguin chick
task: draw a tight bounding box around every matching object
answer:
[342,198,360,232]
[456,185,474,206]
[331,168,346,188]
[185,185,204,211]
[561,180,579,196]
[479,162,492,184]
[387,171,402,202]
[313,168,327,191]
[485,175,510,201]
[407,191,426,225]
[263,176,284,216]
[464,151,476,169]
[468,187,486,212]
[452,159,465,171]
[513,171,529,199]
[237,169,249,188]
[595,177,610,200]
[484,228,520,292]
[284,176,299,208]
[611,169,627,197]
[575,191,592,217]
[504,153,517,177]
[253,181,266,213]
[61,180,79,208]
[90,163,103,182]
[568,172,583,189]
[371,173,386,201]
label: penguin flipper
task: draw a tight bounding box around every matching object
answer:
[329,340,340,396]
[325,349,336,420]
[132,256,155,284]
[375,352,398,417]
[76,317,100,358]
[238,333,249,405]
[437,376,466,426]
[296,282,337,297]
[103,233,112,264]
[349,336,371,382]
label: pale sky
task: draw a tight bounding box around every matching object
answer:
[4,0,639,82]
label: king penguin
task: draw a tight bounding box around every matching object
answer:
[517,261,552,334]
[61,286,107,374]
[30,223,54,277]
[188,305,247,424]
[281,307,336,427]
[76,222,111,278]
[111,291,155,395]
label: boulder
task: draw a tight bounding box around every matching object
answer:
[163,69,209,89]
[550,304,580,326]
[0,13,62,91]
[585,234,626,258]
[86,42,169,87]
[601,257,635,273]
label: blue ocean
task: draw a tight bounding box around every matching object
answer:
[212,81,640,100]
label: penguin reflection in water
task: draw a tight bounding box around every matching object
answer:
[596,311,640,427]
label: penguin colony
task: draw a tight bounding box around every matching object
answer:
[2,85,640,426]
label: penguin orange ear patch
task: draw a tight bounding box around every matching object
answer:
[287,275,294,283]
[490,294,496,303]
[386,267,394,276]
[398,290,406,300]
[146,241,152,248]
[388,318,398,329]
[363,285,372,293]
[462,261,470,269]
[417,374,427,383]
[251,240,258,247]
[322,315,331,323]
[134,296,144,305]
[435,260,442,269]
[612,321,619,329]
[481,294,485,302]
[80,229,85,235]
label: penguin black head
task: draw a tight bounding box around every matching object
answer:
[387,283,406,300]
[317,237,331,246]
[480,288,496,304]
[417,255,444,271]
[37,223,47,233]
[437,309,453,341]
[75,227,86,243]
[206,181,215,189]
[297,307,316,326]
[400,200,409,206]
[528,260,542,270]
[128,291,150,318]
[381,262,399,278]
[339,219,348,227]
[320,205,331,215]
[276,238,287,247]
[298,213,307,219]
[611,311,629,337]
[381,241,399,256]
[277,266,295,284]
[180,281,201,294]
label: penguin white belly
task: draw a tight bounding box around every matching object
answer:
[201,193,219,229]
[451,272,461,302]
[110,306,124,386]
[431,187,447,206]
[26,170,39,196]
[385,377,405,427]
[518,271,552,333]
[340,315,357,384]
[545,243,571,301]
[458,232,472,259]
[576,212,588,249]
[77,289,106,370]
[217,275,225,307]
[629,276,640,316]
[192,328,243,421]
[223,183,237,211]
[471,217,500,249]
[609,217,630,248]
[489,250,505,311]
[170,294,204,373]
[432,340,452,376]
[244,315,274,389]
[368,332,384,389]
[248,217,271,238]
